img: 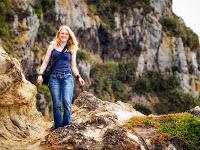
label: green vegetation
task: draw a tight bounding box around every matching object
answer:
[155,88,200,114]
[134,104,151,115]
[125,113,200,150]
[40,0,55,19]
[38,85,53,114]
[38,85,51,101]
[91,60,136,101]
[77,49,92,62]
[133,71,178,94]
[117,60,136,83]
[91,61,119,100]
[31,0,57,41]
[91,60,199,114]
[87,0,153,31]
[0,0,15,53]
[0,0,32,53]
[133,76,151,94]
[37,21,57,41]
[31,3,43,19]
[132,71,199,114]
[160,15,199,50]
[143,119,154,127]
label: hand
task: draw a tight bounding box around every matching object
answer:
[37,75,43,85]
[78,77,85,86]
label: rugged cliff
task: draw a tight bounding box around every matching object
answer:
[0,0,200,114]
[0,46,51,149]
[0,46,200,149]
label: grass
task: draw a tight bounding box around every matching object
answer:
[125,113,200,150]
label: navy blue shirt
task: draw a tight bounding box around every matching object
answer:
[51,49,72,73]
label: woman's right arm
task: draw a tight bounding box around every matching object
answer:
[37,43,54,85]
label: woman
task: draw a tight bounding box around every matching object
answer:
[37,25,85,129]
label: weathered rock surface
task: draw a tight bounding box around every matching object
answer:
[53,0,200,97]
[0,47,51,150]
[41,91,186,150]
[190,106,200,118]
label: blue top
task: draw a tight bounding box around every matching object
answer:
[51,49,72,73]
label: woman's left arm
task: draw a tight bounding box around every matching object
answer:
[71,50,85,86]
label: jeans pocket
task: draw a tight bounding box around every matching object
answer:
[63,73,72,78]
[49,74,57,79]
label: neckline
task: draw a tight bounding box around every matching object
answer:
[53,49,70,53]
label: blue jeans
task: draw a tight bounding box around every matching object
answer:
[48,73,74,129]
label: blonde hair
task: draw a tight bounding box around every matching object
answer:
[52,25,78,53]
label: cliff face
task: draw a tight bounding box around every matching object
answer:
[0,0,200,113]
[0,46,199,149]
[54,0,200,96]
[0,46,50,149]
[0,0,40,82]
[7,0,198,96]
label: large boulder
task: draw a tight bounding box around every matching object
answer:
[0,47,51,150]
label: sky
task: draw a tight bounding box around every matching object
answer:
[172,0,200,38]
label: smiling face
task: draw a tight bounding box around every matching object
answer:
[58,28,69,43]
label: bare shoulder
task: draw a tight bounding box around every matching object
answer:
[71,47,78,55]
[71,50,77,58]
[47,42,54,53]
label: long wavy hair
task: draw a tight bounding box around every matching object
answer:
[52,25,78,53]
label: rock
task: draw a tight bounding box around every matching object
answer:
[150,0,172,17]
[77,60,91,87]
[42,91,144,149]
[41,123,101,150]
[157,34,173,73]
[103,127,139,150]
[190,106,200,117]
[0,47,51,150]
[41,91,193,150]
[175,38,188,74]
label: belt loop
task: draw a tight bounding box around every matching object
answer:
[53,72,68,75]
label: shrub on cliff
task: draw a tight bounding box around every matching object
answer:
[77,49,91,62]
[87,0,153,31]
[90,61,119,100]
[160,15,199,50]
[91,60,135,101]
[155,88,200,114]
[133,71,178,94]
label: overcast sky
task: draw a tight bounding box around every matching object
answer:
[172,0,200,38]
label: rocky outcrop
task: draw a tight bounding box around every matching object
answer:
[41,91,187,150]
[150,0,172,17]
[1,0,200,115]
[0,47,51,150]
[190,106,200,118]
[9,0,40,82]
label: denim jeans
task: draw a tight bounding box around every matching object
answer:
[48,73,74,129]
